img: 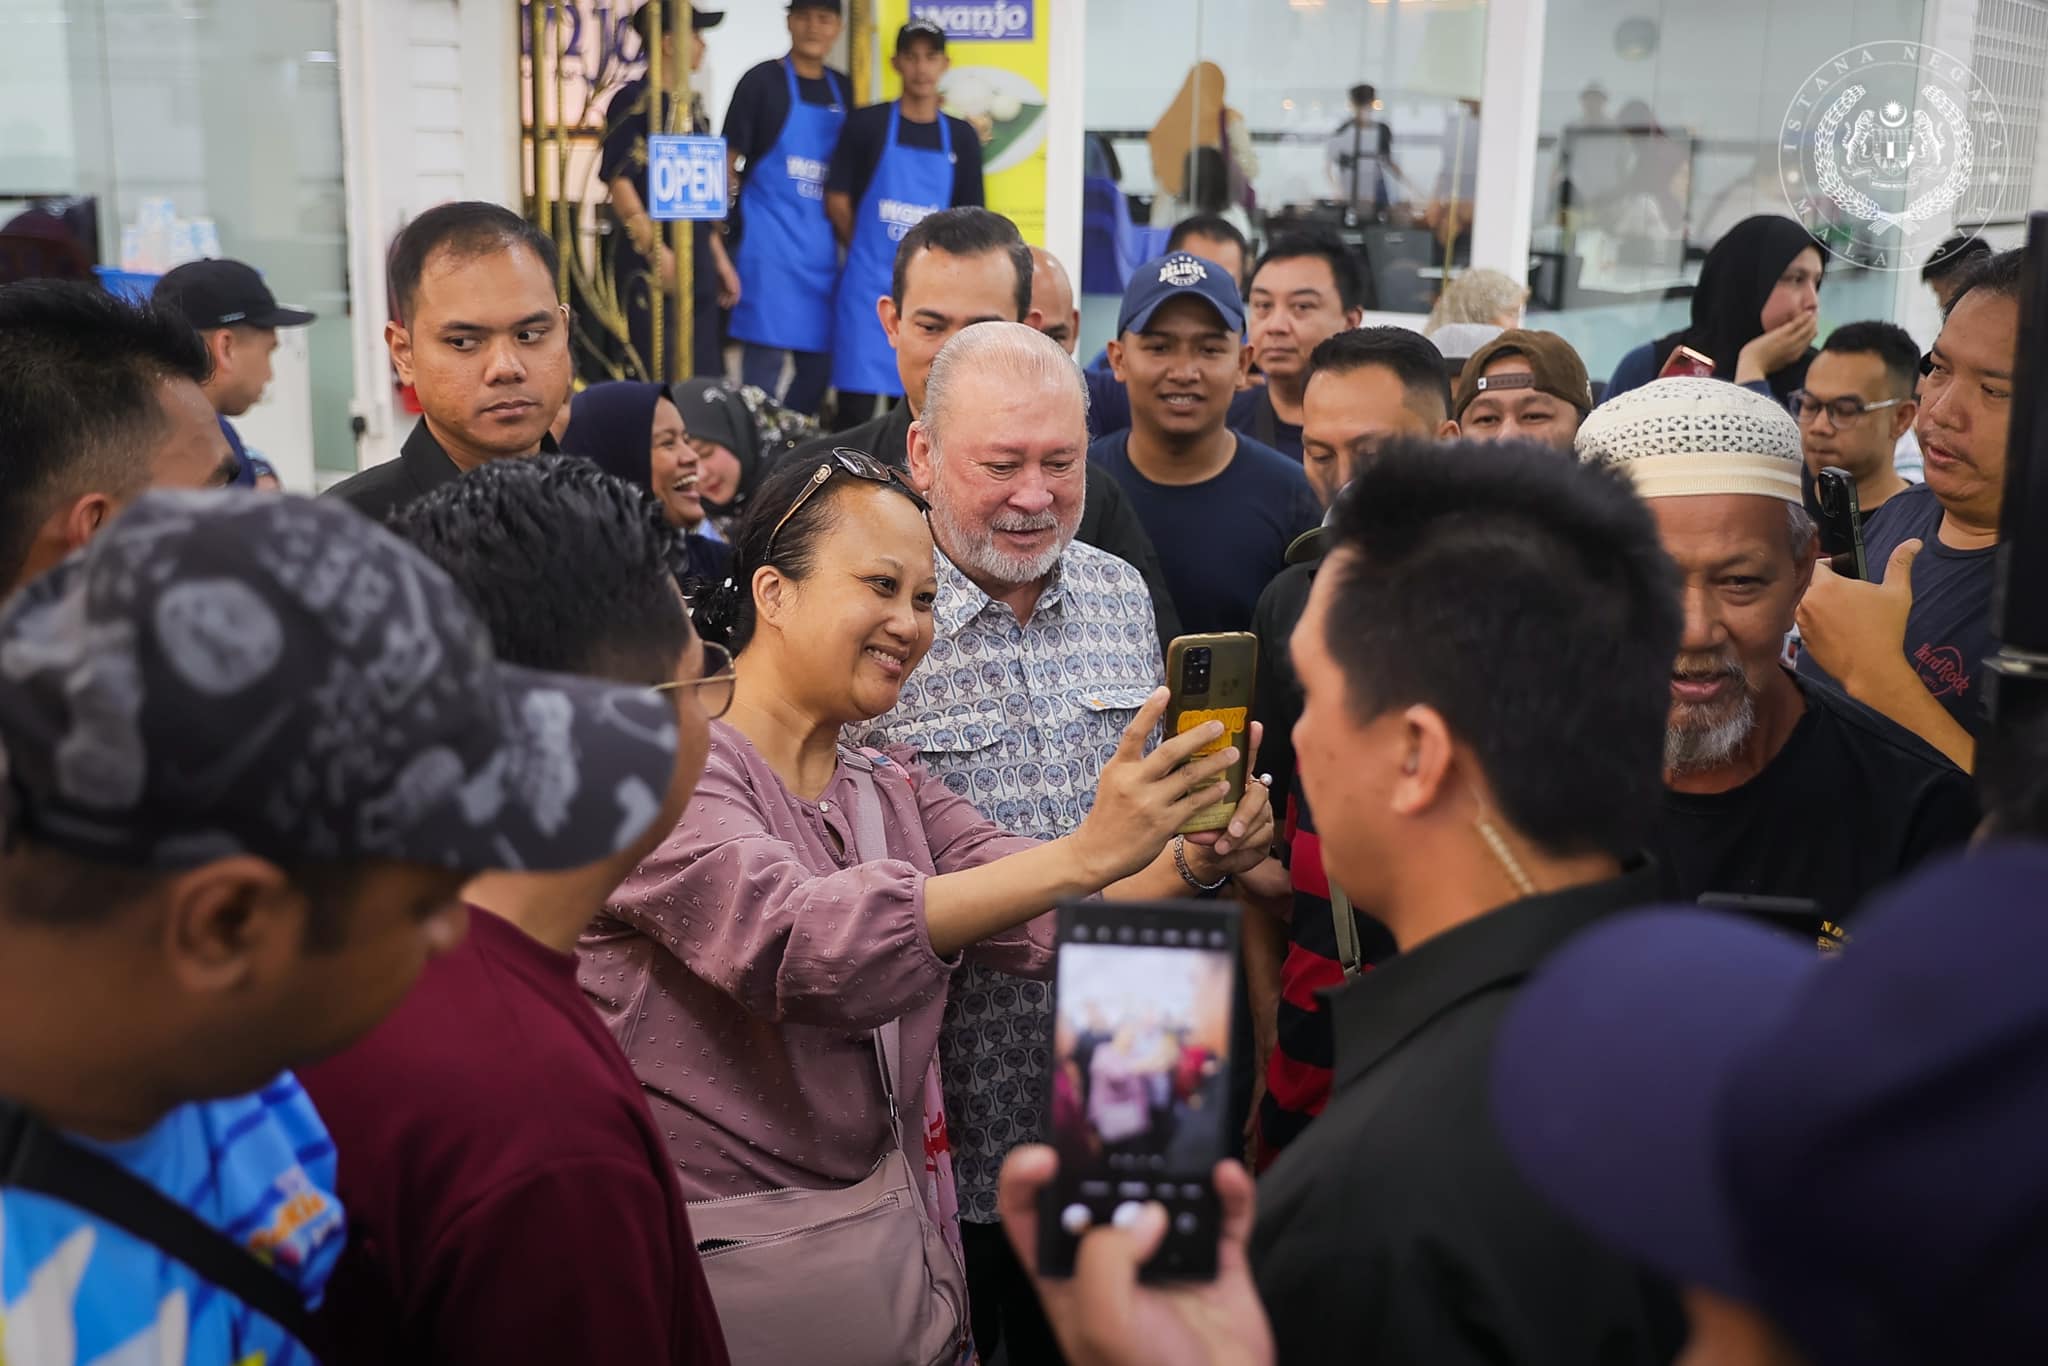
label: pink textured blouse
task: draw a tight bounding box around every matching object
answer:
[579,720,1056,1202]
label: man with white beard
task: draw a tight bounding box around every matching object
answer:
[1576,378,1976,937]
[855,321,1262,1363]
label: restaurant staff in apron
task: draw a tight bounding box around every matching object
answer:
[725,0,847,417]
[824,19,985,428]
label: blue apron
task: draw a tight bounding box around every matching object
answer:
[830,104,955,395]
[730,60,846,353]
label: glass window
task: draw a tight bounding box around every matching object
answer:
[0,0,352,478]
[1526,0,1949,386]
[1079,0,1490,354]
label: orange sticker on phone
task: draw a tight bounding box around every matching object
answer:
[1176,706,1246,756]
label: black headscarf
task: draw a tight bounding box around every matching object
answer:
[560,380,731,586]
[672,381,768,521]
[1653,215,1824,401]
[561,381,666,491]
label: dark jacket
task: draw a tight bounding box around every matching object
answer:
[1251,865,1686,1365]
[325,420,560,524]
[795,405,1184,649]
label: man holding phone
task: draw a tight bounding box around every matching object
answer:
[1796,250,2019,772]
[855,321,1273,1363]
[1576,378,1977,930]
[1006,438,1690,1364]
[1792,322,1921,520]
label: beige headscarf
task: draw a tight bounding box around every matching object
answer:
[1149,62,1228,200]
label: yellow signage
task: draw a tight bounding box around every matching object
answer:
[875,0,1050,243]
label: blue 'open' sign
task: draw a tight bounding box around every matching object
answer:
[647,135,728,221]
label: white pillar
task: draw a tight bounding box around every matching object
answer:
[1470,0,1546,278]
[1044,0,1087,275]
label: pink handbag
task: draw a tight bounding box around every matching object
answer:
[684,756,970,1366]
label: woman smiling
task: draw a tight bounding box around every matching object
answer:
[579,450,1271,1366]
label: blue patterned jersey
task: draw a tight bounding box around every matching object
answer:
[853,541,1162,1221]
[1,1075,342,1364]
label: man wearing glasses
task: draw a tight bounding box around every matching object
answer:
[300,457,737,1363]
[1791,322,1922,521]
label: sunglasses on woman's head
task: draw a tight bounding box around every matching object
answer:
[765,448,929,558]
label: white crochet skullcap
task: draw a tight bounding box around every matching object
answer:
[1574,377,1804,505]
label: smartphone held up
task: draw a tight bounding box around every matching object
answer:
[1163,633,1258,836]
[1037,900,1241,1282]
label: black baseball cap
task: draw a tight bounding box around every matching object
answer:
[789,0,842,12]
[896,18,946,53]
[0,490,682,874]
[631,4,724,43]
[1492,844,2048,1366]
[153,259,316,331]
[1117,252,1246,337]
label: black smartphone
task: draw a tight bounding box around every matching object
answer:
[1697,892,1847,952]
[1037,900,1241,1282]
[1814,466,1869,580]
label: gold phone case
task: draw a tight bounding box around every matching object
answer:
[1163,632,1259,836]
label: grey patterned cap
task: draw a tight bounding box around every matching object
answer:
[0,490,681,872]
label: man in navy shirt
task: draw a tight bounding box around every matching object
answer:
[1090,252,1320,634]
[1797,248,2016,771]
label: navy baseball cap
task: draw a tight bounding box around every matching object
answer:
[1117,252,1245,337]
[154,259,316,330]
[1491,843,2048,1366]
[0,490,681,874]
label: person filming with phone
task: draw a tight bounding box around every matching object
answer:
[578,441,1271,1366]
[1796,248,2019,772]
[1576,379,1977,931]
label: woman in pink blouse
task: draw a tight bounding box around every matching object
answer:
[580,451,1271,1363]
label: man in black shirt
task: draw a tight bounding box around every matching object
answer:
[999,438,1690,1365]
[1244,327,1456,1165]
[824,18,985,427]
[1798,249,2019,771]
[1576,377,1977,934]
[1791,321,1919,519]
[326,203,571,523]
[1226,233,1365,460]
[789,207,1182,647]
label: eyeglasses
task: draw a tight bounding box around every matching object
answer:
[655,640,736,719]
[1789,390,1907,425]
[765,448,929,558]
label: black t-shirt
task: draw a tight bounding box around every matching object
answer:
[722,58,848,174]
[1796,482,1996,742]
[1653,672,1979,928]
[600,78,717,293]
[1227,387,1304,461]
[1088,430,1320,634]
[824,102,985,208]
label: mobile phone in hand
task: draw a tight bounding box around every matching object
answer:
[1163,633,1257,836]
[1658,344,1717,379]
[1037,900,1241,1282]
[1814,466,1869,580]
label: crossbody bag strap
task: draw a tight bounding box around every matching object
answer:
[1331,883,1365,981]
[844,752,910,1148]
[0,1097,318,1344]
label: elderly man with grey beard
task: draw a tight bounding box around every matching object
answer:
[1576,378,1976,938]
[850,321,1271,1365]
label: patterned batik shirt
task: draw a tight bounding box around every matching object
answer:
[851,540,1162,1223]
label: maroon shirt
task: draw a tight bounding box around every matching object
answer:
[301,906,730,1365]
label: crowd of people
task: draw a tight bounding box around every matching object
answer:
[0,17,2037,1358]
